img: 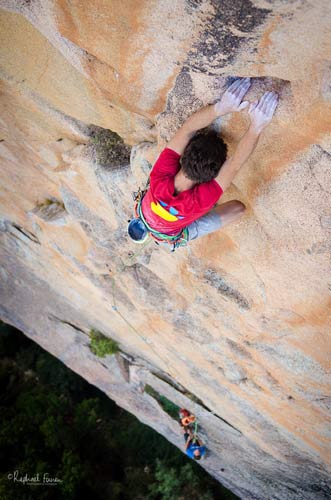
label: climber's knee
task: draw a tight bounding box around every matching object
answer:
[234,200,246,216]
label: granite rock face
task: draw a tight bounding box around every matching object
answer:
[0,1,331,499]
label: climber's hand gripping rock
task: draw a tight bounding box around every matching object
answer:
[214,77,251,116]
[249,91,278,134]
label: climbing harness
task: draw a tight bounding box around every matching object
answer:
[131,186,148,204]
[128,188,188,252]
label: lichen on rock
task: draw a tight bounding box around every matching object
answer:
[87,124,131,169]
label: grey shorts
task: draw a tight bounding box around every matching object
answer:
[186,209,222,241]
[156,209,222,250]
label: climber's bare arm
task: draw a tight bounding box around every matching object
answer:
[167,78,251,155]
[215,127,260,193]
[215,91,278,193]
[185,437,192,450]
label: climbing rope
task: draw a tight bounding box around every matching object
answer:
[107,182,187,375]
[192,419,199,444]
[109,251,176,374]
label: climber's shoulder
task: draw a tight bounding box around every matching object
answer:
[167,123,195,156]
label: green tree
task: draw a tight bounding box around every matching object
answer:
[148,459,214,500]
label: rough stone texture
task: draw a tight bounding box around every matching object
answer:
[0,1,331,499]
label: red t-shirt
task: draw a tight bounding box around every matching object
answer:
[141,147,223,234]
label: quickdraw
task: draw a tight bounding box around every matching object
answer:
[132,186,147,204]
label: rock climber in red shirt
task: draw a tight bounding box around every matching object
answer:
[128,78,278,250]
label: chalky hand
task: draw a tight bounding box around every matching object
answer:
[249,91,278,134]
[214,77,251,116]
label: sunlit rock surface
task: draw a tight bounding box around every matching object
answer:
[0,1,330,499]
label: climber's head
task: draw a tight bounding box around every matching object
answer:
[180,128,227,184]
[193,449,201,460]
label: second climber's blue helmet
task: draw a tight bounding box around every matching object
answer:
[127,218,148,244]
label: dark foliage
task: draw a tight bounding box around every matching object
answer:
[88,125,131,169]
[0,321,237,499]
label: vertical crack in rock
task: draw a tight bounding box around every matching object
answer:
[125,263,175,314]
[226,339,253,360]
[1,221,41,245]
[146,368,243,435]
[203,268,250,310]
[47,314,88,335]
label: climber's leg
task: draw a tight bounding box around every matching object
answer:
[213,200,246,226]
[183,432,190,443]
[186,200,246,241]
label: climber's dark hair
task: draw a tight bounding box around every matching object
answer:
[180,128,227,184]
[194,455,201,461]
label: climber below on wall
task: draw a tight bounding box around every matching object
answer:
[128,78,278,251]
[179,408,206,461]
[183,428,206,461]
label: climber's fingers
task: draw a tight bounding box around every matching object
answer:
[227,78,243,94]
[238,100,249,111]
[263,92,277,112]
[257,91,270,111]
[234,78,251,100]
[227,77,250,98]
[264,93,278,116]
[249,101,259,114]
